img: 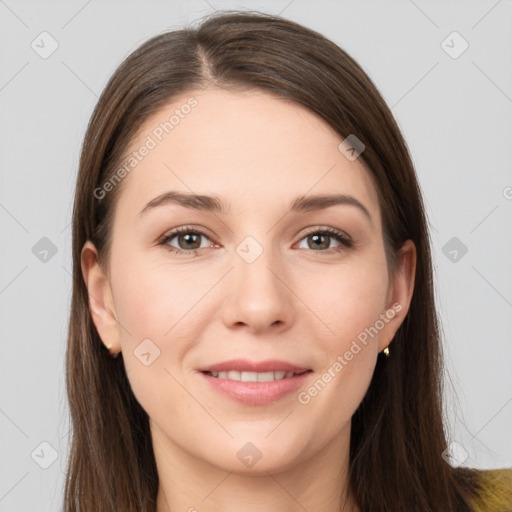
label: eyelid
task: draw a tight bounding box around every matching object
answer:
[158,225,217,247]
[299,225,351,240]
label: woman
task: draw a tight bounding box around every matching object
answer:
[64,10,512,511]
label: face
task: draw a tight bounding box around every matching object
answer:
[83,88,415,475]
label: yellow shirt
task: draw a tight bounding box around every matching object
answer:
[472,468,512,511]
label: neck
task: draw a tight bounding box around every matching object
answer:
[153,420,359,512]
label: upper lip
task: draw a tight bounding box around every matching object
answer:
[198,359,311,374]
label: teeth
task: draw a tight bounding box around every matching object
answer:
[207,370,302,382]
[256,371,274,382]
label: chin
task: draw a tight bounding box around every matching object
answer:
[198,435,308,476]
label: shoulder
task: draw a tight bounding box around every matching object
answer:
[470,467,512,512]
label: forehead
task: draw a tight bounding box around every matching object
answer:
[115,87,380,224]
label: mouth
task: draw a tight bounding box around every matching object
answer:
[201,369,312,382]
[197,359,313,405]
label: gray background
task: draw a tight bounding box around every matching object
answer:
[1,0,511,510]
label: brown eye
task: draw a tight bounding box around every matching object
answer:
[306,233,331,250]
[297,228,353,254]
[174,232,202,250]
[159,227,213,255]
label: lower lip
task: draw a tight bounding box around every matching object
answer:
[199,371,312,405]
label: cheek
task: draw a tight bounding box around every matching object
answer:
[306,256,389,348]
[109,252,218,401]
[110,255,204,420]
[111,250,207,344]
[298,257,387,398]
[293,266,386,443]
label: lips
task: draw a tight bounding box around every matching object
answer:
[199,369,312,405]
[198,358,311,374]
[197,359,313,405]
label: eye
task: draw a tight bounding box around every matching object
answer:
[159,226,214,257]
[296,227,353,254]
[158,225,353,257]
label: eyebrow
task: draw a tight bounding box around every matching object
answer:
[138,191,372,223]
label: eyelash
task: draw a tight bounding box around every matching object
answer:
[158,225,353,257]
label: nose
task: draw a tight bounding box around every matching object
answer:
[220,241,295,335]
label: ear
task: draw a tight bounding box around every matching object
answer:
[378,239,416,353]
[81,240,121,355]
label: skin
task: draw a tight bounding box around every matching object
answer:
[82,88,416,512]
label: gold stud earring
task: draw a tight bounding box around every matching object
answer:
[102,342,119,358]
[383,346,390,357]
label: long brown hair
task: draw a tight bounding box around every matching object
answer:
[64,10,483,511]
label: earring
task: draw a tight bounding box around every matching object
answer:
[102,342,119,358]
[383,346,390,357]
